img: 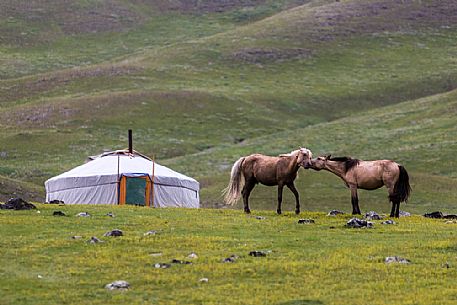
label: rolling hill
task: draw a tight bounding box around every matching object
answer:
[0,0,456,212]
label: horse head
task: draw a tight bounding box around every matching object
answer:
[298,147,313,169]
[308,154,330,171]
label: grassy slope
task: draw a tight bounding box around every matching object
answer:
[165,88,457,214]
[0,0,456,207]
[1,204,457,305]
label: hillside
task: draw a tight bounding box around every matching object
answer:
[165,88,457,214]
[0,0,456,208]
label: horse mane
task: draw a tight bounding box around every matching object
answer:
[279,150,299,157]
[329,156,360,172]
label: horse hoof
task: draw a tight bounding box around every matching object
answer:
[295,210,300,215]
[244,209,251,214]
[277,210,282,215]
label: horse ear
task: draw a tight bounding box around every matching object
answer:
[325,154,331,160]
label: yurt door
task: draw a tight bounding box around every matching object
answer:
[119,175,151,206]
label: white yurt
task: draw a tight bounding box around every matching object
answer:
[45,150,199,208]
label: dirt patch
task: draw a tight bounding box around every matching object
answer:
[308,0,457,39]
[134,0,268,13]
[0,0,144,36]
[232,47,312,64]
[0,64,142,106]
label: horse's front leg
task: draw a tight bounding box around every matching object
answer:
[350,186,361,215]
[277,184,284,215]
[287,183,300,215]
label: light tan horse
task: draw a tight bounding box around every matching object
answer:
[223,148,313,214]
[308,155,411,217]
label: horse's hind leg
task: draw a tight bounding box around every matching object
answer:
[287,182,300,215]
[242,179,256,214]
[388,187,400,218]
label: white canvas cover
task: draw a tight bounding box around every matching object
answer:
[45,151,199,208]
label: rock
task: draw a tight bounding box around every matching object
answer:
[106,212,115,217]
[222,255,239,263]
[144,230,157,236]
[298,219,315,224]
[424,211,457,219]
[71,235,83,239]
[399,211,411,217]
[88,236,103,243]
[327,210,345,216]
[0,198,36,210]
[424,211,444,218]
[76,212,91,217]
[47,200,64,204]
[199,278,209,283]
[365,211,383,220]
[188,252,198,259]
[385,256,411,264]
[255,216,266,220]
[105,280,130,290]
[154,263,171,269]
[171,259,192,265]
[346,218,373,228]
[249,251,267,257]
[381,220,396,225]
[53,211,66,216]
[149,252,163,257]
[104,229,123,237]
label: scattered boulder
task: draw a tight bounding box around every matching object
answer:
[249,251,267,257]
[88,236,103,243]
[298,219,315,224]
[188,252,198,259]
[399,211,411,217]
[346,218,373,228]
[385,256,411,264]
[255,216,266,220]
[104,229,123,237]
[105,280,130,291]
[106,212,115,217]
[144,230,158,236]
[424,211,444,219]
[327,210,345,216]
[199,278,209,283]
[365,211,383,220]
[424,211,457,219]
[46,200,64,205]
[154,263,171,269]
[0,198,36,210]
[171,259,192,265]
[222,255,239,263]
[76,212,91,217]
[381,220,396,225]
[53,211,66,216]
[71,235,83,239]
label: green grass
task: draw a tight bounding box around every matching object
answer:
[2,204,457,304]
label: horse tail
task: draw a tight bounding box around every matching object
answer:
[393,165,412,203]
[223,157,245,205]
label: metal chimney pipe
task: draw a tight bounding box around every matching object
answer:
[128,129,133,154]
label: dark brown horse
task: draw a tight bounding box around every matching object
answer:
[223,148,312,214]
[308,155,411,217]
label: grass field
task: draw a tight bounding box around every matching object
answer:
[2,204,457,305]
